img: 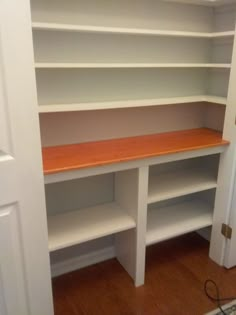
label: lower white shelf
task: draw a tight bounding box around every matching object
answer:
[48,202,136,252]
[35,62,231,69]
[146,200,213,245]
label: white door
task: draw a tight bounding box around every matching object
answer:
[0,0,53,314]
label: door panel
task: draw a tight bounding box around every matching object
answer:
[0,52,12,156]
[0,160,18,206]
[0,34,17,206]
[0,205,28,315]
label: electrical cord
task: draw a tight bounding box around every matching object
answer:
[204,279,236,314]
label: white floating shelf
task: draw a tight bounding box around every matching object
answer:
[164,0,236,6]
[38,95,227,113]
[146,200,213,245]
[35,62,231,69]
[212,31,235,38]
[148,168,217,204]
[32,22,235,38]
[48,202,136,252]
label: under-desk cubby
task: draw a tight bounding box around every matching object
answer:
[146,156,219,245]
[146,191,216,246]
[45,171,137,249]
[148,155,219,204]
[45,168,148,286]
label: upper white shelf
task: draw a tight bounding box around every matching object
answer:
[148,168,217,204]
[38,95,227,113]
[35,63,231,69]
[48,202,136,252]
[32,22,235,38]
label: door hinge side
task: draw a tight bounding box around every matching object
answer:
[221,223,232,239]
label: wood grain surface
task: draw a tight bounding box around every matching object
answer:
[43,128,229,175]
[52,233,236,315]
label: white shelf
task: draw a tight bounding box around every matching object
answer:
[148,168,217,204]
[212,31,235,38]
[38,95,227,113]
[204,96,227,105]
[35,62,231,69]
[32,22,235,38]
[48,202,136,252]
[164,0,236,6]
[146,200,213,245]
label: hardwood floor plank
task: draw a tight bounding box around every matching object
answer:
[52,233,236,315]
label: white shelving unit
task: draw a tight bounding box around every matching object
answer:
[32,0,235,112]
[30,0,236,289]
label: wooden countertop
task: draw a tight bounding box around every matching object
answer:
[42,128,229,175]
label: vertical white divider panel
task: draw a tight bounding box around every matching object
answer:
[115,166,149,287]
[209,23,236,265]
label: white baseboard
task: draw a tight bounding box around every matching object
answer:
[51,246,116,277]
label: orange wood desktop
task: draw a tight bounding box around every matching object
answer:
[42,128,229,175]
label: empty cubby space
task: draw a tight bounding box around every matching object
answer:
[148,155,220,205]
[146,190,216,246]
[45,170,140,252]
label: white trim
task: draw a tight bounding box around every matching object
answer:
[35,62,231,69]
[51,246,115,277]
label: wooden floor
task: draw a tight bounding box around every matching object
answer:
[52,233,236,315]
